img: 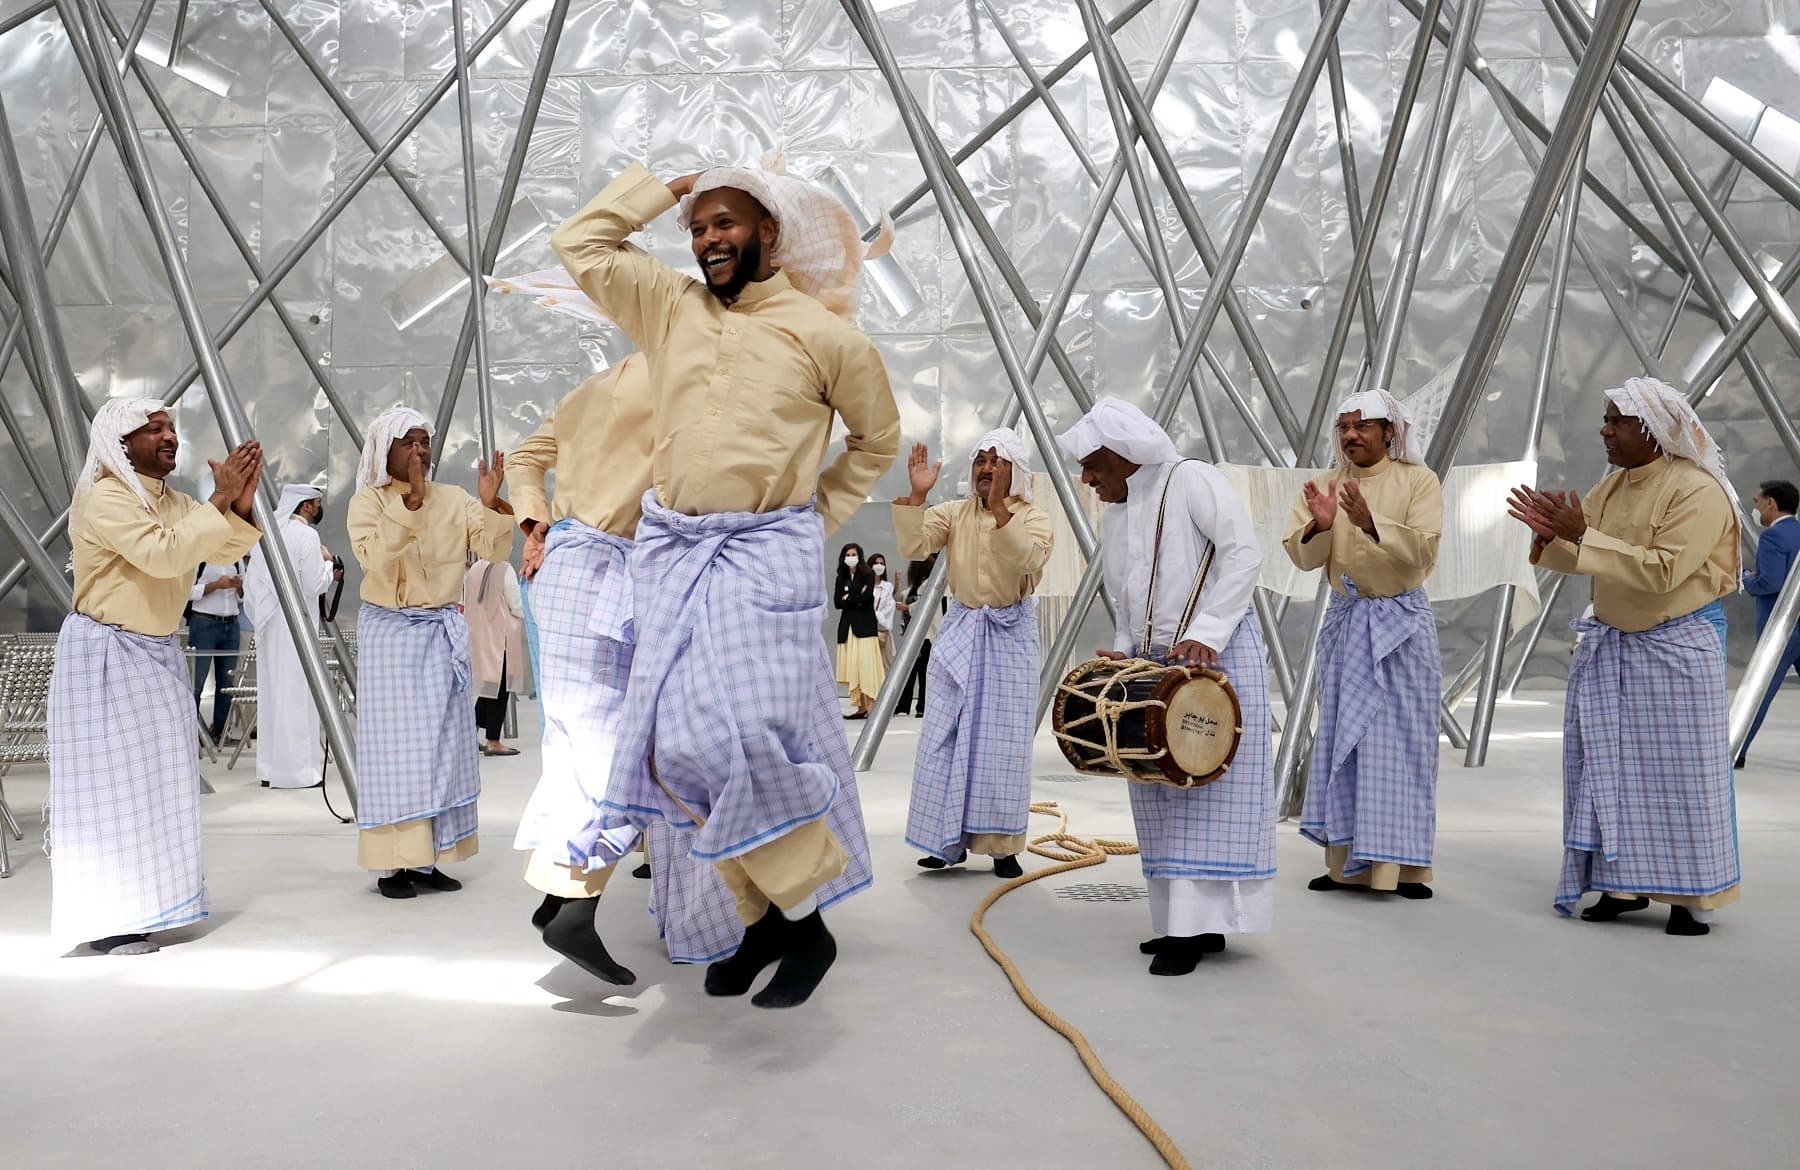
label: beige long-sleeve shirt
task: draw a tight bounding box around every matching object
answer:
[71,473,262,637]
[507,355,653,540]
[551,162,901,535]
[1282,457,1443,598]
[347,482,514,609]
[1531,456,1737,633]
[893,497,1054,609]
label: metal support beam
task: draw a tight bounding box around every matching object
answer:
[449,0,497,458]
[1424,0,1643,472]
[1319,0,1380,353]
[89,2,366,451]
[1303,0,1443,460]
[1728,566,1800,760]
[428,0,572,461]
[0,87,89,489]
[1501,571,1570,696]
[1081,6,1306,448]
[71,0,360,810]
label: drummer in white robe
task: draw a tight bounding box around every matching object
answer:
[1057,399,1276,976]
[241,483,340,789]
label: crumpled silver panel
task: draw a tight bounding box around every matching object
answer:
[0,0,1793,660]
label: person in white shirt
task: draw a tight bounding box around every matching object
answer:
[464,557,527,756]
[870,553,896,668]
[1057,398,1276,977]
[188,559,245,742]
[241,483,339,789]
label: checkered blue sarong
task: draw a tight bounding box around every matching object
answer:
[1299,581,1440,874]
[907,598,1038,861]
[515,520,742,963]
[354,602,479,854]
[46,613,208,945]
[601,494,872,913]
[513,521,644,871]
[1556,608,1740,916]
[1129,613,1276,881]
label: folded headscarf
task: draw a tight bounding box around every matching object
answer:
[1604,376,1739,543]
[1055,398,1181,468]
[357,407,433,491]
[276,482,323,517]
[1333,388,1424,465]
[678,154,892,318]
[963,426,1035,502]
[76,397,166,514]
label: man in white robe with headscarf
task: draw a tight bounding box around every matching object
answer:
[49,400,263,955]
[1510,376,1741,936]
[241,483,338,789]
[1057,399,1274,976]
[1282,389,1444,899]
[895,428,1054,880]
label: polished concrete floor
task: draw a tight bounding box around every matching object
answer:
[1,686,1797,1169]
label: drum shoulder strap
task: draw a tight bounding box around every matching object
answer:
[1142,460,1217,653]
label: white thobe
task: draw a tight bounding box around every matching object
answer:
[242,516,336,789]
[1100,459,1274,936]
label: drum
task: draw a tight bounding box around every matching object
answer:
[1051,657,1243,788]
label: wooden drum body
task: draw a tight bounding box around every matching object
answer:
[1051,657,1243,788]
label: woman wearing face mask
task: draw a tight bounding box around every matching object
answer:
[870,554,896,669]
[834,543,885,718]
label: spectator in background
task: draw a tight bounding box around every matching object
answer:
[466,555,528,757]
[835,541,884,719]
[895,555,942,717]
[1738,479,1800,768]
[870,553,896,669]
[188,557,245,744]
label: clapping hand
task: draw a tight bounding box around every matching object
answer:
[208,441,262,519]
[1508,485,1586,544]
[1302,479,1337,535]
[1339,478,1375,537]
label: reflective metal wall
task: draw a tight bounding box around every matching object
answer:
[1,0,1796,682]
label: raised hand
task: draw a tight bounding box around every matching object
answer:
[906,442,941,504]
[1507,485,1583,542]
[1302,479,1337,534]
[233,444,263,519]
[402,447,429,511]
[208,441,260,515]
[984,457,1015,517]
[477,451,507,510]
[1339,478,1375,537]
[521,522,547,580]
[665,173,702,200]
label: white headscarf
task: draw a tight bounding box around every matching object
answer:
[357,407,433,491]
[1055,398,1181,468]
[277,482,323,517]
[1333,388,1424,465]
[76,397,166,514]
[1604,376,1739,537]
[678,154,892,318]
[964,427,1035,503]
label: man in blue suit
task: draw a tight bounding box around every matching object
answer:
[1739,479,1800,767]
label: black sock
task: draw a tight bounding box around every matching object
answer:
[992,855,1023,879]
[705,904,790,997]
[531,893,565,932]
[542,895,636,985]
[752,910,838,1009]
[1665,905,1711,937]
[1148,935,1206,977]
[1394,882,1434,901]
[1581,895,1650,922]
[632,862,651,880]
[1140,934,1225,956]
[917,856,950,870]
[1307,873,1356,892]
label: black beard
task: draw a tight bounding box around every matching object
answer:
[702,234,765,304]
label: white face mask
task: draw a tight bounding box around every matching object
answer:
[872,564,885,576]
[844,556,859,568]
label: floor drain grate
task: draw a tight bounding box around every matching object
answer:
[1053,882,1148,903]
[1037,772,1095,784]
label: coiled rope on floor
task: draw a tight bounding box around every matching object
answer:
[969,800,1192,1170]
